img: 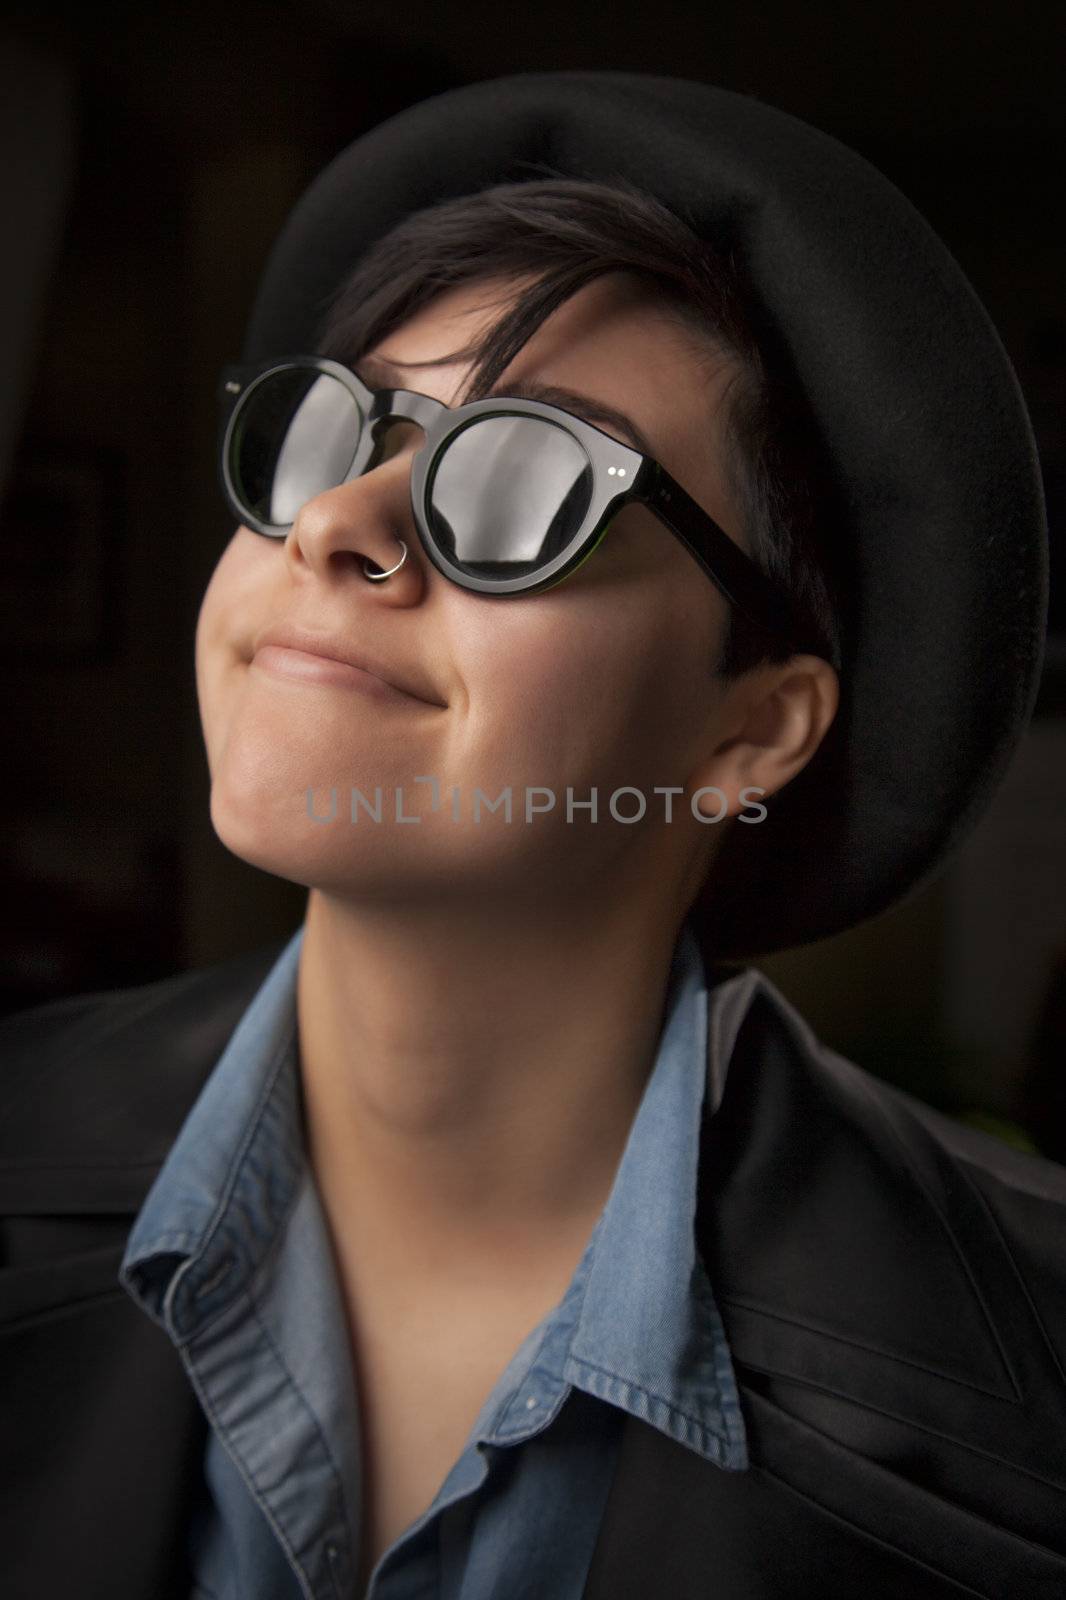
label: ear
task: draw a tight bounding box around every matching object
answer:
[689,655,839,820]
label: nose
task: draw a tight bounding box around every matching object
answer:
[282,420,427,600]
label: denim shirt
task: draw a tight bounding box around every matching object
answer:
[120,920,748,1599]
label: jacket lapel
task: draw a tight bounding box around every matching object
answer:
[0,942,285,1600]
[582,967,1066,1599]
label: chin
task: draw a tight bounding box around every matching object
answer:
[207,776,340,884]
[205,780,417,900]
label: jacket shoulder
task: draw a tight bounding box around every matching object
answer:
[702,959,1066,1397]
[0,939,288,1209]
[713,960,1066,1194]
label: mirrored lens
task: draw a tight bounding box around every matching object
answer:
[426,415,593,579]
[229,369,363,526]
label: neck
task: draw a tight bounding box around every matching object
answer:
[297,887,686,1293]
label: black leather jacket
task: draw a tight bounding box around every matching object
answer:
[2,941,1065,1598]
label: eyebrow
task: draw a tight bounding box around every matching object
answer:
[352,353,655,458]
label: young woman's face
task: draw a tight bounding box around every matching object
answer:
[195,271,754,910]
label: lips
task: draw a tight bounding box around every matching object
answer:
[252,623,445,707]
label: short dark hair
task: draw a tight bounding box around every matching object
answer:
[316,174,843,677]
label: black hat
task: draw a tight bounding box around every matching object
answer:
[242,70,1048,960]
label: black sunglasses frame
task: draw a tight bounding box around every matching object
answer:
[218,355,821,653]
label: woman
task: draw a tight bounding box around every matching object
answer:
[2,71,1062,1600]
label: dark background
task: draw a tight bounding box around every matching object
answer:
[1,0,1064,1156]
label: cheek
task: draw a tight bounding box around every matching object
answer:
[461,584,717,790]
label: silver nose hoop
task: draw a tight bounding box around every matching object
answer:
[362,538,409,583]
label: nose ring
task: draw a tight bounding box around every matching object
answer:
[362,538,408,583]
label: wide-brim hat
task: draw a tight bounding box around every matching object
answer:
[241,70,1048,960]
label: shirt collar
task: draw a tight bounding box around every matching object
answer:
[120,926,306,1335]
[121,917,746,1469]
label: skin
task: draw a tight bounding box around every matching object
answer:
[195,269,837,1569]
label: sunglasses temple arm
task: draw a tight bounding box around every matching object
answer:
[639,463,812,649]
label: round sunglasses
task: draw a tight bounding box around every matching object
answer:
[218,355,817,650]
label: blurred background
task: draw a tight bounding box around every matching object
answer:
[1,0,1063,1159]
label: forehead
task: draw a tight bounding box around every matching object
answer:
[367,272,739,515]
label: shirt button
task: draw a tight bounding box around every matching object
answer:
[525,1395,538,1409]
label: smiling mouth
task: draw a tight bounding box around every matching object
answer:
[248,621,447,708]
[251,643,444,707]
